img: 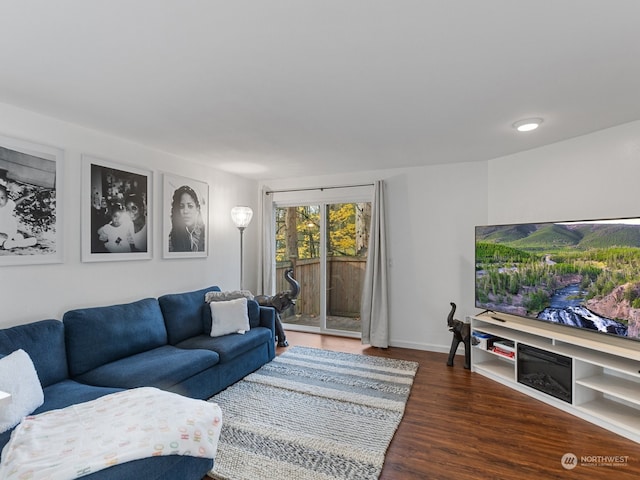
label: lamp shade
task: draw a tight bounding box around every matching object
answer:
[231,206,253,229]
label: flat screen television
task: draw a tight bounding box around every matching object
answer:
[475,217,640,343]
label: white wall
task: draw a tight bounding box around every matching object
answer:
[263,120,640,352]
[4,99,638,353]
[261,160,489,352]
[488,120,640,224]
[384,162,488,351]
[0,103,259,327]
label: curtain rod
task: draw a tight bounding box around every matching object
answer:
[265,183,374,195]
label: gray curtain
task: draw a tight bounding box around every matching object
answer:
[361,180,389,348]
[258,187,275,295]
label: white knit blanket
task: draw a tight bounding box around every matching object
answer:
[0,387,222,480]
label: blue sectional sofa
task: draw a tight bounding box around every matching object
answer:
[0,285,276,480]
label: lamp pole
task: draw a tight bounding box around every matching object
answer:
[230,206,253,290]
[238,225,246,290]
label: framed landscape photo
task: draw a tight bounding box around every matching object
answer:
[82,155,152,262]
[0,134,64,266]
[163,173,209,259]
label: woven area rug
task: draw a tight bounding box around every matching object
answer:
[207,346,418,480]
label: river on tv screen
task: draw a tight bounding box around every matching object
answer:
[475,219,640,341]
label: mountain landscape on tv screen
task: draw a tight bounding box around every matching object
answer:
[475,220,640,341]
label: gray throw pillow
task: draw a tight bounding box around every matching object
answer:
[204,290,254,303]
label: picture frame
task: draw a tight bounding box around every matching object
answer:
[0,134,64,266]
[162,173,209,259]
[81,155,152,262]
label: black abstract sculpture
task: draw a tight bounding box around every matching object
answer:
[446,302,471,369]
[255,268,300,348]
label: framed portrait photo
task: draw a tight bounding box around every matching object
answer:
[163,173,209,259]
[0,134,64,266]
[81,155,152,262]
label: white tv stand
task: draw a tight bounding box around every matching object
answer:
[470,313,640,443]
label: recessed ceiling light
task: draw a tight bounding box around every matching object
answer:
[513,118,543,132]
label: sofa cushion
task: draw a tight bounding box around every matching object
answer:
[73,345,219,390]
[175,327,272,363]
[159,286,220,345]
[35,380,124,414]
[0,379,124,455]
[63,298,168,377]
[65,456,213,480]
[0,349,44,433]
[0,319,69,387]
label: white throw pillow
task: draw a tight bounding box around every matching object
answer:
[209,297,250,337]
[0,349,45,433]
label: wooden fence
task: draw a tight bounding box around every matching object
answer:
[276,256,367,318]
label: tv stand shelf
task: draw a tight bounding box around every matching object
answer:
[471,313,640,444]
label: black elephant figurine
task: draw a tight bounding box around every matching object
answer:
[446,302,471,369]
[254,268,300,347]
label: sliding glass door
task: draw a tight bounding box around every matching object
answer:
[275,205,321,330]
[325,202,370,332]
[273,199,371,336]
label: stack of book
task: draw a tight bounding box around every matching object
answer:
[490,339,515,358]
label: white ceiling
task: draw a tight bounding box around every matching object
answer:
[1,1,640,180]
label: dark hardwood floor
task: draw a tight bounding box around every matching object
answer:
[270,331,640,480]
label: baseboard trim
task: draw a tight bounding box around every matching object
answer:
[388,339,452,354]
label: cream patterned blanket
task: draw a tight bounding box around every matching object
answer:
[0,387,222,480]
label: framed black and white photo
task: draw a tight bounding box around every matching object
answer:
[163,173,209,259]
[0,134,63,266]
[82,155,152,262]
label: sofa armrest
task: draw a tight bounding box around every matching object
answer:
[258,306,276,340]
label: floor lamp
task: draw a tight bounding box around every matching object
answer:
[230,206,253,290]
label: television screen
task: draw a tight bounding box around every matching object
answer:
[475,218,640,342]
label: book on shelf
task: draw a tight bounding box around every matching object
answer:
[492,339,515,353]
[491,346,515,358]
